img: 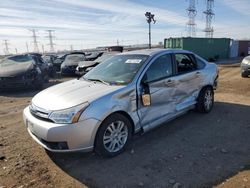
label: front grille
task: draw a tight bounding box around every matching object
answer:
[29,104,53,123]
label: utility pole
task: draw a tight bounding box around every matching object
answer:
[145,12,156,49]
[46,30,55,52]
[42,44,45,54]
[29,29,39,52]
[26,42,29,52]
[70,45,73,51]
[117,39,119,46]
[15,48,18,54]
[203,0,215,38]
[186,0,197,37]
[3,40,10,55]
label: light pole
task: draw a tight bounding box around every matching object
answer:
[145,12,156,49]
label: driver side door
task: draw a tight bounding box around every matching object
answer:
[137,53,176,131]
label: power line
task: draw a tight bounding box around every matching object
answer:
[3,40,10,55]
[186,0,197,37]
[46,30,56,52]
[203,0,215,38]
[29,29,39,52]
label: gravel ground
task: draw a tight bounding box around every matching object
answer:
[0,64,250,188]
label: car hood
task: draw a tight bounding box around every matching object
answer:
[32,79,124,111]
[0,61,34,77]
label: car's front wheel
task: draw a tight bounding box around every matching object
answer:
[95,113,132,157]
[241,72,249,78]
[196,87,214,113]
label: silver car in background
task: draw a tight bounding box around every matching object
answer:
[241,55,250,78]
[23,49,218,157]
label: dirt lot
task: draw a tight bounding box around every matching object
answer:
[1,65,250,188]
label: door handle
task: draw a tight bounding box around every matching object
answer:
[165,79,175,86]
[196,71,201,76]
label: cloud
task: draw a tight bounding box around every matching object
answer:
[0,0,249,54]
[221,0,250,16]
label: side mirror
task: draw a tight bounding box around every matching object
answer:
[141,76,151,106]
[142,93,151,106]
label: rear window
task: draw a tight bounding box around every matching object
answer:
[65,54,85,62]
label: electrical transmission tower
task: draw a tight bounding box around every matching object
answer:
[3,40,10,55]
[203,0,215,38]
[46,30,55,52]
[186,0,197,37]
[29,29,39,52]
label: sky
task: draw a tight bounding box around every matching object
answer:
[0,0,250,54]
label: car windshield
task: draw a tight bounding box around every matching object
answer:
[65,54,85,62]
[0,55,33,67]
[83,54,149,85]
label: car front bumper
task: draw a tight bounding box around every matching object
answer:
[61,66,77,75]
[23,107,101,152]
[241,64,250,74]
[0,76,33,90]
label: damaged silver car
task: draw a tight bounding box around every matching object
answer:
[23,49,218,157]
[0,54,46,90]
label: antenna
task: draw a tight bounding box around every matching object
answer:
[3,40,10,55]
[203,0,215,38]
[29,29,39,52]
[186,0,197,37]
[46,30,55,52]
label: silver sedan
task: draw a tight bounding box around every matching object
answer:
[23,49,218,157]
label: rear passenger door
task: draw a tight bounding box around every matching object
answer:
[172,53,203,111]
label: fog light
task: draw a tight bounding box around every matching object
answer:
[57,142,68,150]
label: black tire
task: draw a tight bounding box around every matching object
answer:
[196,87,214,113]
[95,113,132,157]
[241,72,249,78]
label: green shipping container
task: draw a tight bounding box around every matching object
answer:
[164,37,231,61]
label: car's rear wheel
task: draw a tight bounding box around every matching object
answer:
[196,87,214,113]
[95,113,132,157]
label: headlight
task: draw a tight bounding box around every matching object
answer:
[48,102,89,124]
[242,59,250,65]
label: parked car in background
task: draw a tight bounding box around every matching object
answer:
[61,54,86,75]
[241,55,250,78]
[0,54,45,90]
[23,49,218,157]
[53,54,67,72]
[42,54,57,65]
[85,52,103,61]
[76,52,120,76]
[28,53,51,81]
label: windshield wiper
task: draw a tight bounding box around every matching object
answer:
[86,78,110,85]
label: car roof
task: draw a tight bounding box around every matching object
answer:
[122,48,193,56]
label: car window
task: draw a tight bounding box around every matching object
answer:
[175,54,197,74]
[144,54,173,83]
[195,55,206,69]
